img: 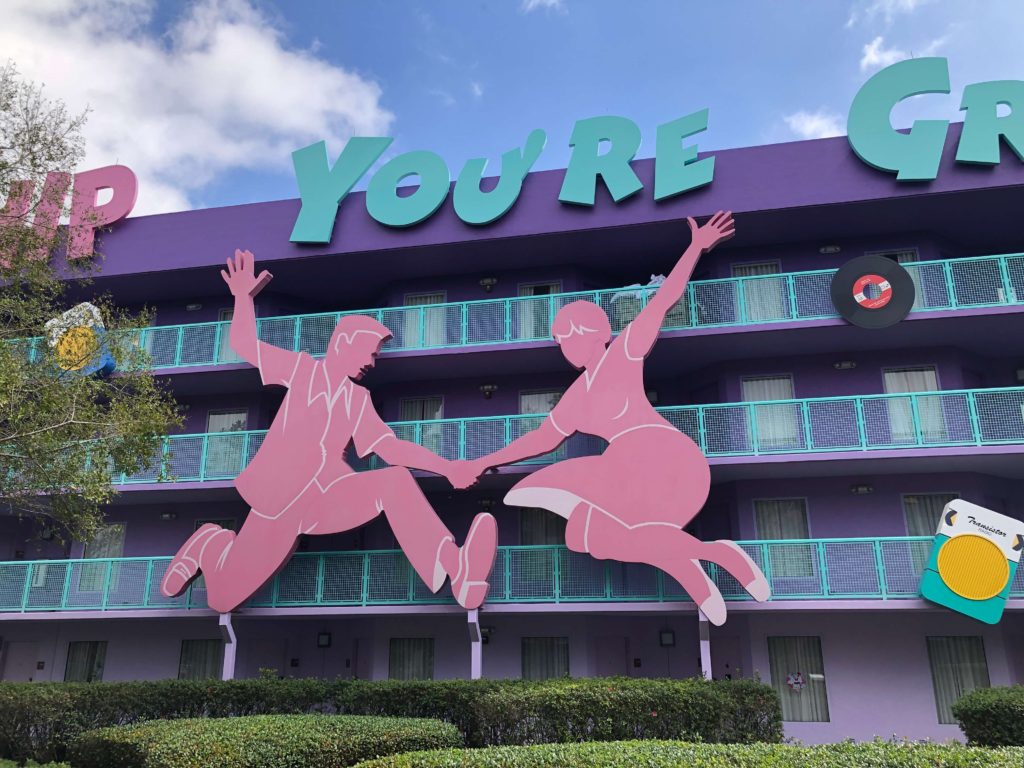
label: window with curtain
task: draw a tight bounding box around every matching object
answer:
[522,637,569,680]
[870,250,922,308]
[400,397,446,456]
[732,261,786,322]
[755,499,812,578]
[389,638,434,680]
[903,493,959,537]
[206,409,249,477]
[741,375,799,451]
[520,508,567,545]
[405,292,447,348]
[64,641,107,682]
[883,367,945,444]
[218,308,242,363]
[80,524,126,592]
[927,636,990,724]
[178,639,223,679]
[768,636,829,722]
[517,283,561,341]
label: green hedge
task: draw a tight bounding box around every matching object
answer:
[70,715,461,768]
[355,740,1024,768]
[953,685,1024,746]
[0,677,780,764]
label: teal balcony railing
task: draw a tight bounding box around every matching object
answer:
[115,386,1024,485]
[2,537,1021,613]
[35,252,1017,370]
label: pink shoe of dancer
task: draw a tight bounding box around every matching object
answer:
[449,512,498,610]
[160,523,232,598]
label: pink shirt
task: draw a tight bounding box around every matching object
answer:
[234,342,393,515]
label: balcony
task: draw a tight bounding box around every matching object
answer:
[31,252,1021,370]
[2,537,1021,614]
[114,386,1024,485]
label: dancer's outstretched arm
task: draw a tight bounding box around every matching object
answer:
[625,212,735,359]
[220,250,302,386]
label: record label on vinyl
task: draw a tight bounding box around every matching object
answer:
[830,255,915,329]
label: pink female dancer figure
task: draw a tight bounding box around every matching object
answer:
[160,250,495,613]
[466,212,769,625]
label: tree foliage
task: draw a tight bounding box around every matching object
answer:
[0,62,180,544]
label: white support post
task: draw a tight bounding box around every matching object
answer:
[698,611,712,680]
[467,609,482,680]
[219,613,237,681]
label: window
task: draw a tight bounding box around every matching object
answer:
[389,638,434,680]
[522,637,569,680]
[768,636,829,722]
[517,282,561,341]
[64,641,107,682]
[520,508,566,545]
[903,493,959,537]
[755,500,812,578]
[732,261,787,322]
[206,410,249,478]
[178,639,223,679]
[80,524,126,592]
[927,636,990,724]
[742,375,799,451]
[218,308,241,363]
[404,292,447,348]
[400,397,445,456]
[883,366,945,444]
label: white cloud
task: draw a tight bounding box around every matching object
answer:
[784,110,845,140]
[520,0,567,14]
[470,81,484,99]
[847,0,931,28]
[859,34,947,72]
[0,0,394,215]
[428,89,456,107]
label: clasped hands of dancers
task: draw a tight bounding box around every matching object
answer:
[161,211,769,625]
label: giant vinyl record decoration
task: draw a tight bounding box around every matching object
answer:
[829,255,916,329]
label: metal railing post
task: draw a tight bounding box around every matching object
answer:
[101,561,113,609]
[966,391,983,445]
[361,552,370,606]
[143,558,154,607]
[173,326,184,368]
[60,561,74,609]
[316,553,325,604]
[855,397,868,448]
[21,563,33,611]
[874,540,888,599]
[736,278,746,324]
[816,542,829,597]
[943,260,957,308]
[909,394,925,447]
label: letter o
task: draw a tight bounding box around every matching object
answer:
[366,151,451,227]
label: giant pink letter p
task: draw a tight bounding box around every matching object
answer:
[69,165,138,260]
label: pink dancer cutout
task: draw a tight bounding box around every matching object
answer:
[463,213,769,625]
[160,250,497,613]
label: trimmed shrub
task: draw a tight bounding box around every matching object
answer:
[0,676,780,763]
[70,714,461,768]
[355,740,1024,768]
[471,677,781,745]
[953,685,1024,746]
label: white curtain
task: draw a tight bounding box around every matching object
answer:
[742,376,798,450]
[218,309,242,363]
[401,397,445,456]
[520,508,567,545]
[768,636,829,722]
[405,293,447,348]
[80,524,125,592]
[389,638,435,680]
[517,283,559,341]
[178,639,223,679]
[755,500,812,578]
[733,262,786,322]
[206,410,248,477]
[903,493,959,537]
[522,637,569,680]
[883,367,945,444]
[64,641,106,682]
[927,636,990,724]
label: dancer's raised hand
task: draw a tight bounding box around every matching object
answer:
[687,211,735,253]
[221,249,273,298]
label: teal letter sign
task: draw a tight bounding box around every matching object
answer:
[559,116,644,206]
[956,81,1024,165]
[847,57,951,181]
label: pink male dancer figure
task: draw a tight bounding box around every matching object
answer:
[464,212,769,625]
[160,250,495,614]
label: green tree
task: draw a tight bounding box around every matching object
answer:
[0,62,180,544]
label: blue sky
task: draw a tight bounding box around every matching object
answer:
[4,0,1022,215]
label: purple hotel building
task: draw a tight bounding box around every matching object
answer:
[1,125,1023,743]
